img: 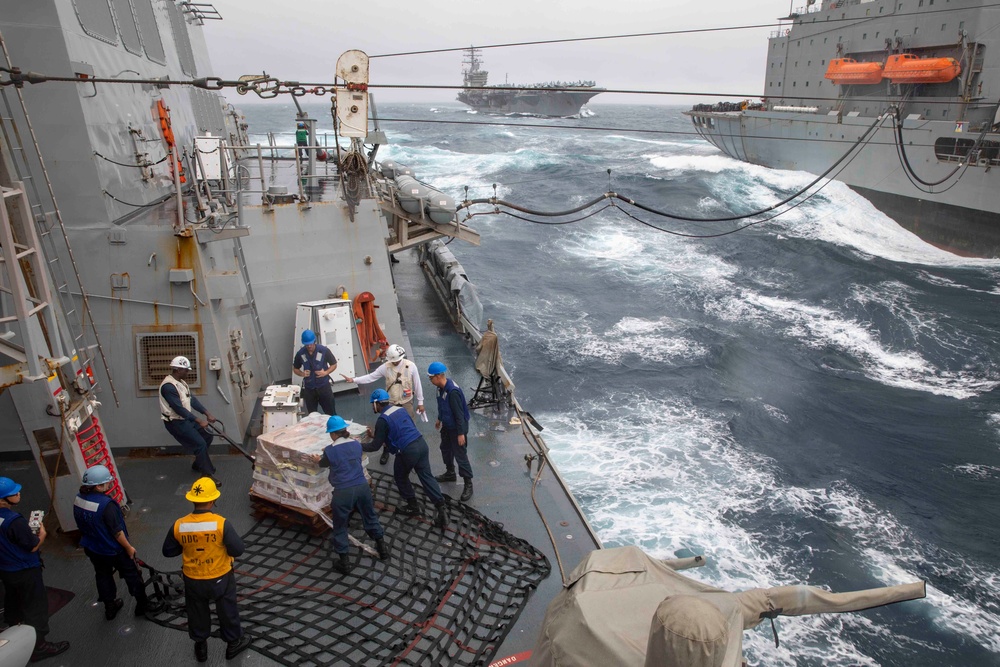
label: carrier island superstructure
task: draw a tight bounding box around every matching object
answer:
[685,0,1000,257]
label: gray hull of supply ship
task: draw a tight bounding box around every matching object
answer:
[457,47,603,117]
[685,0,1000,258]
[0,3,601,663]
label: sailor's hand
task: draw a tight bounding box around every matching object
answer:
[196,418,209,428]
[37,523,47,541]
[366,426,374,437]
[435,420,442,430]
[302,369,311,377]
[126,546,137,560]
[416,405,425,415]
[205,414,218,423]
[341,374,354,383]
[457,434,466,447]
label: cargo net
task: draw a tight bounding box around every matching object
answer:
[143,470,550,666]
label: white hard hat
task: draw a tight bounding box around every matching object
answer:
[385,344,406,363]
[170,356,191,369]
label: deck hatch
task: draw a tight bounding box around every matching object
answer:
[135,331,200,389]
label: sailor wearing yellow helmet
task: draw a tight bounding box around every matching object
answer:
[161,477,252,663]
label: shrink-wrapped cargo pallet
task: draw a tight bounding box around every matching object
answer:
[251,412,368,514]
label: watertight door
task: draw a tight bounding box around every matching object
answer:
[316,303,355,393]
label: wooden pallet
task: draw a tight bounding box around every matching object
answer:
[249,491,332,536]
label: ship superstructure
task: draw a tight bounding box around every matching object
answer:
[685,0,1000,257]
[457,47,604,116]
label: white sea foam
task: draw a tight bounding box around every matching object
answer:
[541,397,912,665]
[707,288,999,398]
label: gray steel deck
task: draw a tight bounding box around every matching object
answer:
[5,249,599,666]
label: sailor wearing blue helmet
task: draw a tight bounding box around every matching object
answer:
[314,414,389,574]
[0,477,70,661]
[293,329,338,416]
[74,465,164,621]
[367,389,447,529]
[428,362,474,501]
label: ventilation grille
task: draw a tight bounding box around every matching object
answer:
[166,1,197,77]
[136,332,200,390]
[110,0,142,54]
[133,0,165,63]
[73,0,118,45]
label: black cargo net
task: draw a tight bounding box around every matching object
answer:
[144,471,550,666]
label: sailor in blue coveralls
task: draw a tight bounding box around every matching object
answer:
[428,362,474,501]
[74,465,163,621]
[315,415,389,575]
[159,355,220,483]
[292,329,338,415]
[367,389,448,530]
[0,477,70,662]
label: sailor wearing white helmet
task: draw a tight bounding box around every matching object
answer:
[159,356,221,485]
[341,343,425,465]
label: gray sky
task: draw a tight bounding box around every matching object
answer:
[201,0,791,105]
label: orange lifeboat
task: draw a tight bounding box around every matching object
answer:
[883,54,961,84]
[824,58,884,85]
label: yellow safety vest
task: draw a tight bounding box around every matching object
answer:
[172,512,233,579]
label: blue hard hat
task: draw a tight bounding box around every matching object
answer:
[427,361,447,377]
[301,329,317,345]
[82,465,113,486]
[326,415,348,433]
[370,388,390,403]
[0,477,22,499]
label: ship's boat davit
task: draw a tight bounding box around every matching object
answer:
[883,54,961,83]
[824,58,884,85]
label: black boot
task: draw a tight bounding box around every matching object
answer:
[104,598,124,620]
[226,634,253,659]
[333,552,353,574]
[135,596,166,617]
[435,469,457,483]
[375,539,390,561]
[194,640,208,663]
[30,640,70,663]
[395,497,420,516]
[434,503,447,530]
[460,478,473,502]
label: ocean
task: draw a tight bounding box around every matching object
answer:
[243,101,1000,666]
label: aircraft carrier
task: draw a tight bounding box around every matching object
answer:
[457,47,604,117]
[685,0,1000,257]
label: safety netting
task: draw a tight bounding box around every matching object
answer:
[143,470,551,666]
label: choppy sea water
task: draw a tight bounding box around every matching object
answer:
[245,102,1000,666]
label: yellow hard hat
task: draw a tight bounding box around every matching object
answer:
[185,477,221,502]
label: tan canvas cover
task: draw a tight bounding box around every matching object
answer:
[475,319,501,378]
[531,546,925,667]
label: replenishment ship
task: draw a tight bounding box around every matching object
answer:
[685,0,1000,257]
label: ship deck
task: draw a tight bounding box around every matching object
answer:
[5,248,600,665]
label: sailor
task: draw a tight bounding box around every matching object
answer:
[341,343,425,465]
[428,362,474,501]
[159,356,220,485]
[0,477,70,662]
[293,329,338,416]
[314,415,389,574]
[73,465,164,621]
[161,477,252,663]
[295,120,308,160]
[367,389,447,529]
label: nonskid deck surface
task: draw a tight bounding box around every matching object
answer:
[144,471,549,666]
